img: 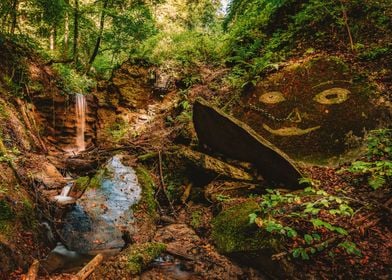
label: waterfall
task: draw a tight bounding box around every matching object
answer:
[75,94,86,152]
[54,183,74,204]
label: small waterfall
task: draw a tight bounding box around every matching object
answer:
[75,94,86,152]
[54,183,74,204]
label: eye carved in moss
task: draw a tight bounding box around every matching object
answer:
[259,91,286,104]
[313,88,350,105]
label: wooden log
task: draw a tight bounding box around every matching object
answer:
[76,253,104,280]
[25,259,39,280]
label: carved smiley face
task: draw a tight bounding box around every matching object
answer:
[235,57,383,163]
[259,87,350,136]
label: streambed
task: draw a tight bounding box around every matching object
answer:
[60,155,141,254]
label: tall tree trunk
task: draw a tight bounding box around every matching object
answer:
[10,0,18,35]
[50,27,56,50]
[73,0,79,65]
[85,0,109,74]
[64,11,69,57]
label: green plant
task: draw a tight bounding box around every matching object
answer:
[344,129,392,189]
[248,187,357,260]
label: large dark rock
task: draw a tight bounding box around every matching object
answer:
[193,99,303,189]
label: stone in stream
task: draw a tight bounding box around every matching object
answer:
[193,98,303,189]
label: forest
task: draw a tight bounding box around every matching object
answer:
[0,0,391,279]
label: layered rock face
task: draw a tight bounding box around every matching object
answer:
[33,94,97,151]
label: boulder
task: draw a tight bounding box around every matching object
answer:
[193,99,303,188]
[211,200,294,279]
[179,147,255,182]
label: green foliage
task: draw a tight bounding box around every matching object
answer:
[107,119,129,142]
[248,187,356,260]
[134,29,224,67]
[53,64,95,93]
[223,0,392,87]
[344,129,392,189]
[338,241,362,257]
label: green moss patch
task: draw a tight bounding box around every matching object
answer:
[212,200,276,254]
[135,166,157,217]
[125,242,166,274]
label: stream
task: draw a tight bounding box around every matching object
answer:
[44,155,142,272]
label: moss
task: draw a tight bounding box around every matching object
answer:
[135,166,157,217]
[74,176,90,191]
[18,197,37,230]
[89,169,106,189]
[190,210,202,229]
[211,200,275,254]
[125,242,166,274]
[0,200,14,222]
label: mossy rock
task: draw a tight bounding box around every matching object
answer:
[125,242,166,274]
[91,242,166,278]
[212,200,269,254]
[211,200,293,279]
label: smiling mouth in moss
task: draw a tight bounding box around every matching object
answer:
[262,124,321,136]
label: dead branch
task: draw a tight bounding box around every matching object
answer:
[25,259,39,280]
[76,253,104,280]
[158,150,176,215]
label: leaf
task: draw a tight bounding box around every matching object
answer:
[301,250,310,260]
[304,234,313,245]
[312,233,321,241]
[292,248,301,258]
[286,227,297,238]
[248,213,257,224]
[334,227,348,235]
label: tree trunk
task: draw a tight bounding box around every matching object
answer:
[85,0,109,74]
[64,11,69,57]
[10,0,18,35]
[73,0,79,65]
[50,27,56,50]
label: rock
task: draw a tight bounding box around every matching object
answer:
[193,99,303,188]
[211,200,294,279]
[30,161,67,189]
[204,181,262,203]
[91,242,166,278]
[179,147,255,182]
[153,224,250,280]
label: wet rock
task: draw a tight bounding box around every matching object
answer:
[179,147,255,182]
[30,161,67,189]
[193,99,303,188]
[211,200,294,279]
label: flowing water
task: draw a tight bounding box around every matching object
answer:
[53,183,74,204]
[60,155,141,254]
[75,93,86,152]
[45,155,142,272]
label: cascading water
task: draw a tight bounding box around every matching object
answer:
[75,93,86,152]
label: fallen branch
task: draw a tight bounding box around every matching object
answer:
[76,253,104,280]
[158,150,176,215]
[24,259,39,280]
